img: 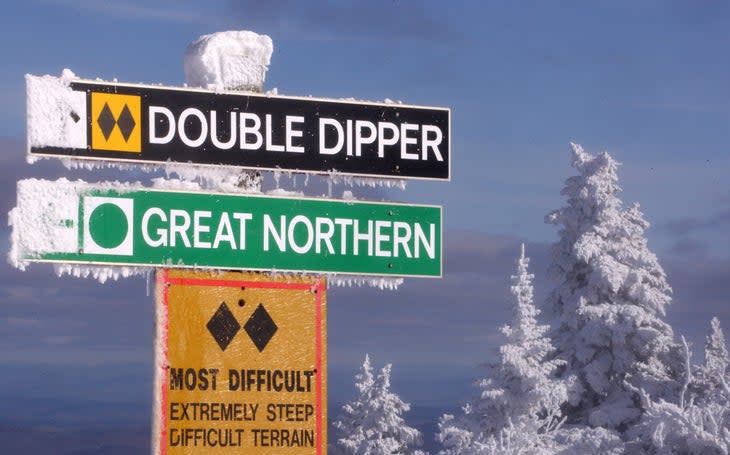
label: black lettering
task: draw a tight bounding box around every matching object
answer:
[198,369,209,390]
[185,368,197,390]
[209,368,219,390]
[170,368,184,390]
[228,369,240,391]
[169,428,180,446]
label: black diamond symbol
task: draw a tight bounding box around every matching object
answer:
[244,304,277,352]
[97,103,116,140]
[207,303,240,351]
[117,104,136,142]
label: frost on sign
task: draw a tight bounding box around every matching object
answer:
[153,270,327,455]
[10,179,442,278]
[26,74,450,180]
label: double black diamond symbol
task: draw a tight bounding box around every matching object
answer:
[206,302,278,352]
[97,102,136,142]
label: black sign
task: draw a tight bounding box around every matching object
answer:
[30,80,451,181]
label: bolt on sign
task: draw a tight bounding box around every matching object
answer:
[12,179,442,278]
[153,270,326,455]
[26,75,451,180]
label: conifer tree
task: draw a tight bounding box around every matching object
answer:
[694,317,730,405]
[334,355,424,455]
[705,317,729,380]
[437,245,567,454]
[544,143,680,429]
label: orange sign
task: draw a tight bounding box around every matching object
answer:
[153,270,327,455]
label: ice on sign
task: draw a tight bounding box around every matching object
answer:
[10,179,442,278]
[154,270,327,455]
[27,75,450,180]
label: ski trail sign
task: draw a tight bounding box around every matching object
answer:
[154,270,326,455]
[10,179,442,278]
[26,75,451,181]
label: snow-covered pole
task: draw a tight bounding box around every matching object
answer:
[183,30,274,191]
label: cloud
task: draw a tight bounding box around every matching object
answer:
[44,335,80,345]
[6,317,45,328]
[33,0,221,25]
[662,208,730,237]
[226,0,456,42]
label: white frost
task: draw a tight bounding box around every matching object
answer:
[54,264,152,284]
[326,170,407,190]
[26,69,86,154]
[327,275,403,290]
[9,178,82,269]
[184,30,273,91]
[162,164,261,193]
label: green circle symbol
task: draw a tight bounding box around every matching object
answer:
[89,203,128,249]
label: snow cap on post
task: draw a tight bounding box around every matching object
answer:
[184,30,273,92]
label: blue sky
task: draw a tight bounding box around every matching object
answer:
[1,0,729,451]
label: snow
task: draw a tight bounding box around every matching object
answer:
[437,245,568,454]
[9,177,410,288]
[334,355,425,455]
[26,69,86,154]
[184,30,273,91]
[17,32,410,288]
[9,178,83,270]
[544,142,678,429]
[325,170,407,190]
[328,275,403,290]
[54,264,152,284]
[162,163,261,193]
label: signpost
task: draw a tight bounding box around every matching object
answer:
[12,179,442,278]
[154,270,326,455]
[26,77,451,181]
[14,31,452,455]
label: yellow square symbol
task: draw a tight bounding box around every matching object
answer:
[91,92,141,153]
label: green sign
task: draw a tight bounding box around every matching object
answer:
[12,180,441,278]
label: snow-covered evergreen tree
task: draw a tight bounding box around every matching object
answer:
[544,143,681,429]
[693,317,730,406]
[334,354,424,455]
[437,245,567,454]
[705,318,729,381]
[629,336,730,454]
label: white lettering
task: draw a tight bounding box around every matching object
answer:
[240,113,263,150]
[210,111,236,150]
[233,213,253,250]
[142,207,167,247]
[355,120,377,156]
[422,125,444,161]
[178,108,208,148]
[263,215,286,251]
[286,116,305,153]
[346,119,353,156]
[319,118,344,155]
[334,218,353,254]
[353,219,374,256]
[315,217,335,254]
[149,106,175,144]
[378,122,399,158]
[393,221,412,258]
[288,215,314,254]
[193,211,212,248]
[400,123,419,160]
[375,220,391,257]
[265,114,285,152]
[169,209,192,248]
[415,223,436,259]
[212,213,236,250]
